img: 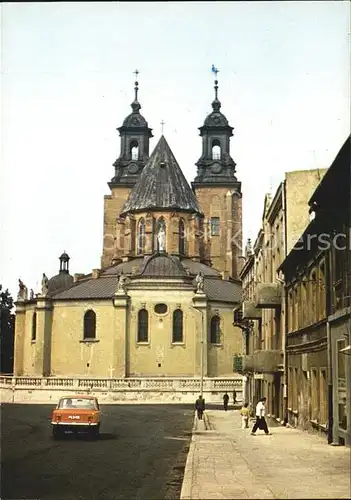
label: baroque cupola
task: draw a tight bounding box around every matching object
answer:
[47,252,74,296]
[193,76,238,186]
[109,70,153,187]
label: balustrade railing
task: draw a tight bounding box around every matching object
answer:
[0,376,242,392]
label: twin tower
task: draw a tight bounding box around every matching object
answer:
[101,76,243,280]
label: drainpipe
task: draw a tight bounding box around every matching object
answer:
[282,181,288,425]
[325,249,333,444]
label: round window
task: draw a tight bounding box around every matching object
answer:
[154,303,167,314]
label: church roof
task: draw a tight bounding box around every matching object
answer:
[138,254,189,277]
[51,255,241,303]
[120,135,202,215]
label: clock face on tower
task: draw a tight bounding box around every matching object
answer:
[128,163,139,174]
[211,163,222,174]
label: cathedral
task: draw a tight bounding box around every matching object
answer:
[14,76,243,379]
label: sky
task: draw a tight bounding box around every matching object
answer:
[1,1,350,298]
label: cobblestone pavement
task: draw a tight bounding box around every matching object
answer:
[181,409,351,499]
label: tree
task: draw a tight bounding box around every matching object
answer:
[0,285,15,374]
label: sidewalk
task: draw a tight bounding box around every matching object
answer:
[181,409,351,499]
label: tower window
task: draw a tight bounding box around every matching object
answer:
[84,310,96,340]
[179,219,185,255]
[137,309,149,342]
[210,315,221,344]
[31,312,37,341]
[211,217,220,236]
[137,218,146,254]
[130,140,139,161]
[172,309,183,343]
[211,140,221,160]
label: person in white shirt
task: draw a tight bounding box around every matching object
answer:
[251,397,271,435]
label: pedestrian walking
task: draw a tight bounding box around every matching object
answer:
[240,402,250,428]
[251,397,271,435]
[223,392,229,411]
[233,389,237,405]
[195,395,205,420]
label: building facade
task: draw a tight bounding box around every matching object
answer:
[236,169,327,422]
[14,78,244,380]
[281,136,351,445]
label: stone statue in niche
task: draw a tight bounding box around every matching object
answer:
[195,271,204,293]
[157,224,166,252]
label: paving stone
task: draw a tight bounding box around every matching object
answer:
[181,409,351,500]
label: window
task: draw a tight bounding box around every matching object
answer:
[293,286,299,330]
[130,140,139,160]
[210,315,221,344]
[210,217,220,236]
[172,309,183,343]
[137,309,148,342]
[301,280,308,327]
[84,310,96,339]
[31,312,37,341]
[319,262,326,319]
[211,139,221,160]
[154,303,167,314]
[179,219,185,255]
[310,271,318,324]
[137,218,146,254]
[245,330,250,355]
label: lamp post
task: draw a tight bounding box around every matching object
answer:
[200,309,204,397]
[192,305,205,398]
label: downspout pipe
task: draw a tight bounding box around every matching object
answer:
[282,180,288,426]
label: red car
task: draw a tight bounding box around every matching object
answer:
[51,395,101,439]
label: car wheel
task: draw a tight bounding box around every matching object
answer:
[90,425,100,440]
[52,427,61,440]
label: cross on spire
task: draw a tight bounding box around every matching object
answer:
[161,120,165,134]
[133,69,140,102]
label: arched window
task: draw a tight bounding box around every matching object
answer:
[155,217,166,252]
[309,271,317,324]
[137,218,146,254]
[137,309,149,342]
[179,219,185,255]
[210,315,221,344]
[172,309,183,343]
[84,310,96,339]
[31,312,37,341]
[130,140,139,160]
[211,139,221,160]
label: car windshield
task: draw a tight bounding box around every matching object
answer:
[58,398,97,409]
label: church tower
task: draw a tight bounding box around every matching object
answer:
[101,72,153,268]
[192,76,243,279]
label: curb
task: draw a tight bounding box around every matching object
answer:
[180,411,198,500]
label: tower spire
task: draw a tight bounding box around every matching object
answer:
[131,69,141,113]
[212,78,221,112]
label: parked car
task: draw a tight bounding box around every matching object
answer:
[51,395,101,439]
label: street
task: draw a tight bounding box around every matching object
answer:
[1,404,194,500]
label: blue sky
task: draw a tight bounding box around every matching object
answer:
[1,1,350,297]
